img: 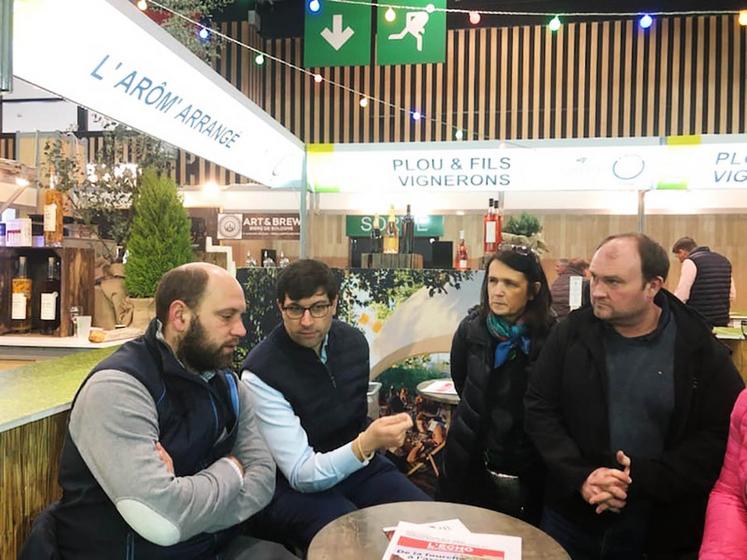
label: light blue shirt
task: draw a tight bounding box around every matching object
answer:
[242,336,368,493]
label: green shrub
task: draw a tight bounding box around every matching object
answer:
[125,169,192,298]
[504,212,542,237]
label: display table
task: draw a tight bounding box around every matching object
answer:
[0,333,130,361]
[715,328,747,384]
[307,501,569,560]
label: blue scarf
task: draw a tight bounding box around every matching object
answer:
[486,314,531,368]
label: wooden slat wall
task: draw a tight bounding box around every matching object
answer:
[0,133,15,159]
[0,413,67,560]
[234,15,745,144]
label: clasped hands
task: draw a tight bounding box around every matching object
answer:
[353,412,413,461]
[581,450,632,515]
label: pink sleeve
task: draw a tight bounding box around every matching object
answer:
[674,259,697,302]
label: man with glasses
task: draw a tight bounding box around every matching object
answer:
[242,259,430,551]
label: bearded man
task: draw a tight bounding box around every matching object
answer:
[44,263,294,559]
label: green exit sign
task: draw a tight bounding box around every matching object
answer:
[346,215,444,237]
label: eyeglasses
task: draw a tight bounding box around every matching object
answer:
[497,243,534,257]
[282,302,332,319]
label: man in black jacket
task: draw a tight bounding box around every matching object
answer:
[525,233,744,559]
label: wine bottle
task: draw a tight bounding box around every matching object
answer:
[245,251,257,267]
[383,206,399,254]
[278,251,290,268]
[370,214,383,254]
[262,251,276,268]
[494,199,503,246]
[400,204,415,255]
[456,230,469,271]
[483,197,496,254]
[11,256,33,333]
[44,187,64,247]
[40,256,61,334]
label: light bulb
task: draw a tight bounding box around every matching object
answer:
[468,11,481,25]
[549,16,561,31]
[314,73,323,83]
[136,0,147,10]
[255,54,265,65]
[309,0,321,13]
[739,10,747,26]
[385,7,396,22]
[425,4,435,13]
[639,14,653,29]
[198,26,210,40]
[359,97,368,108]
[454,129,464,140]
[412,111,422,121]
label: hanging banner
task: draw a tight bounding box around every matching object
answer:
[13,0,305,189]
[217,213,301,240]
[346,214,444,237]
[306,139,747,193]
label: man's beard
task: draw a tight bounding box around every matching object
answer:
[177,318,235,372]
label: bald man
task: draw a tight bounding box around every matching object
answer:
[48,264,294,559]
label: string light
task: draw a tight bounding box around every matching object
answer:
[136,0,148,10]
[468,11,480,25]
[425,3,435,14]
[359,97,368,107]
[198,26,210,40]
[639,14,653,28]
[309,0,321,13]
[255,53,265,65]
[412,111,422,121]
[314,73,323,83]
[385,7,396,22]
[454,129,464,140]
[739,10,747,25]
[548,15,561,31]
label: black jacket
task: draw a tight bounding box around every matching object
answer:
[441,309,550,502]
[525,290,744,555]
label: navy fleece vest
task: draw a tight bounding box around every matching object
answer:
[53,320,240,560]
[243,320,369,454]
[688,247,732,327]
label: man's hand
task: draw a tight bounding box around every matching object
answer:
[581,459,631,514]
[155,442,174,475]
[358,413,413,457]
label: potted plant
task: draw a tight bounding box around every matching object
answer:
[125,169,192,328]
[503,212,549,255]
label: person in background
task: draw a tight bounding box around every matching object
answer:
[525,233,743,559]
[27,263,292,560]
[700,389,747,559]
[242,259,430,552]
[551,258,590,319]
[438,245,555,526]
[672,236,735,327]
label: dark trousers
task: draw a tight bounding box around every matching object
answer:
[540,506,649,560]
[253,454,431,551]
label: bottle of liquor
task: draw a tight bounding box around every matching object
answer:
[40,256,61,334]
[383,205,399,254]
[456,230,469,271]
[483,197,496,254]
[11,256,33,333]
[262,251,276,268]
[494,199,503,246]
[278,251,290,268]
[370,213,383,254]
[44,183,64,247]
[399,204,415,255]
[244,251,257,267]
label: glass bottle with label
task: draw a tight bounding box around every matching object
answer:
[383,206,399,255]
[262,251,276,268]
[11,256,33,333]
[483,197,497,254]
[245,251,258,267]
[40,256,61,334]
[44,184,64,247]
[400,204,415,255]
[370,213,383,254]
[278,251,290,268]
[494,199,503,246]
[456,230,469,271]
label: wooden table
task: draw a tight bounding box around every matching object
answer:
[307,501,570,560]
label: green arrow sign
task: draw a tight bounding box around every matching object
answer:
[376,0,446,65]
[346,215,445,237]
[304,0,372,68]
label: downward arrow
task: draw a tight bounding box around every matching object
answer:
[321,15,354,50]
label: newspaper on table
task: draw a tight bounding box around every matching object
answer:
[381,519,521,560]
